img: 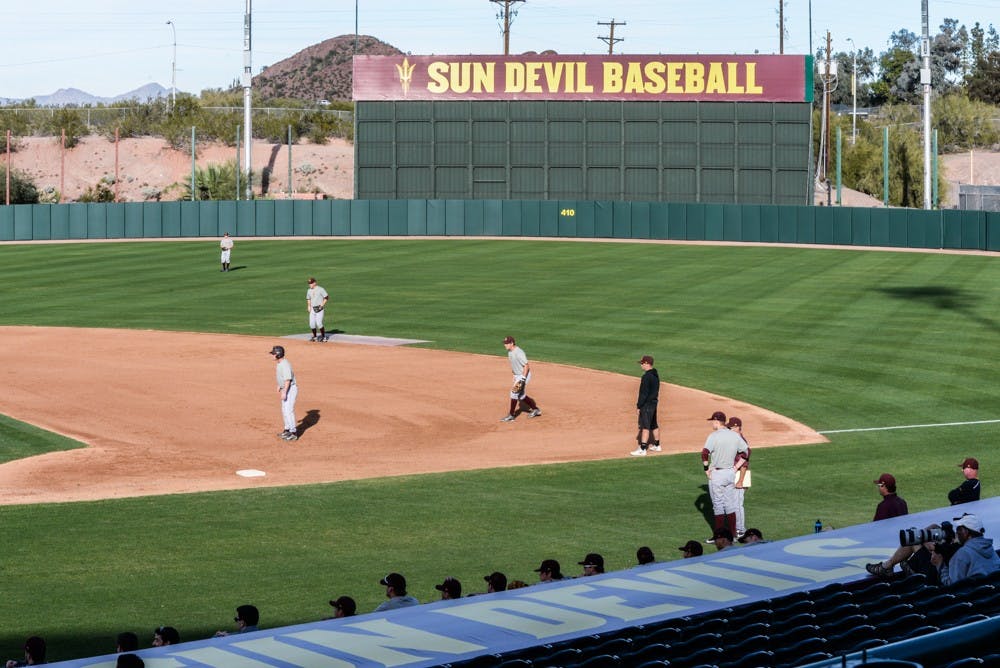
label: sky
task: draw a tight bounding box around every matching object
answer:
[0,0,995,100]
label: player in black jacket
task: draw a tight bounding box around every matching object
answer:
[630,355,661,456]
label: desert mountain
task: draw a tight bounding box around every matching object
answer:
[251,34,403,102]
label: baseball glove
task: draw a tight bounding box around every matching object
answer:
[312,305,324,313]
[511,379,525,395]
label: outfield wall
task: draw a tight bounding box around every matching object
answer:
[0,200,997,251]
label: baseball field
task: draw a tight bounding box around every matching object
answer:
[0,238,997,663]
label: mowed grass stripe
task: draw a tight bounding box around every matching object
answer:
[0,239,996,661]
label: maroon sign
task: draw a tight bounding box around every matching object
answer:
[353,54,809,102]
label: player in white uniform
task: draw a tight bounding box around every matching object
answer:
[270,345,298,441]
[306,277,330,342]
[501,336,541,421]
[219,233,234,272]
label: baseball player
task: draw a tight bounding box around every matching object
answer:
[501,336,541,421]
[630,355,662,456]
[269,345,298,441]
[728,416,751,539]
[701,410,748,540]
[219,232,234,272]
[306,277,330,342]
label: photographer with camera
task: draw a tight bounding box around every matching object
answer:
[867,521,958,582]
[932,514,1000,586]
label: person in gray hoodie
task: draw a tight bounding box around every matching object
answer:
[932,513,1000,585]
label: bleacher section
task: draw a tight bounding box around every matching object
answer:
[445,571,1000,667]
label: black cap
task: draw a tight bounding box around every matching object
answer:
[534,558,561,574]
[379,572,406,590]
[636,546,655,564]
[484,572,508,591]
[328,596,357,616]
[435,577,462,598]
[578,553,605,569]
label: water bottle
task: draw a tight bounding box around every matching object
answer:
[814,519,823,533]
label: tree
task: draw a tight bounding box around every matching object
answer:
[0,167,40,204]
[934,92,1000,148]
[965,51,1000,104]
[182,160,255,201]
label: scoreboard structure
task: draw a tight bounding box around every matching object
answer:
[353,54,813,204]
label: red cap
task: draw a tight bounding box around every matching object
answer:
[961,458,979,470]
[707,411,727,423]
[874,473,896,490]
[726,416,742,428]
[638,355,654,365]
[503,336,515,345]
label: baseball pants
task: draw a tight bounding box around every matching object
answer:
[309,309,325,330]
[709,467,738,515]
[281,384,298,432]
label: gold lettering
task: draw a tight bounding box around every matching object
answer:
[745,62,763,94]
[727,62,745,94]
[505,62,525,92]
[524,62,543,93]
[427,62,450,94]
[543,62,565,92]
[666,62,683,93]
[685,62,705,93]
[624,62,645,93]
[577,62,594,93]
[475,62,495,93]
[706,62,726,94]
[603,62,624,93]
[644,62,666,94]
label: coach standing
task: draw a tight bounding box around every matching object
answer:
[630,355,661,456]
[701,410,748,540]
[270,345,298,441]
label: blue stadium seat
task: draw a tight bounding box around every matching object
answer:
[626,643,671,665]
[866,602,916,625]
[943,658,984,668]
[728,649,775,668]
[721,633,770,659]
[634,662,671,668]
[727,607,773,626]
[723,621,770,642]
[770,636,828,664]
[497,660,533,668]
[448,653,503,667]
[775,611,817,629]
[850,580,892,603]
[672,632,722,654]
[636,626,683,646]
[571,653,621,668]
[821,613,870,638]
[847,637,888,653]
[787,651,834,667]
[531,647,581,667]
[925,600,975,627]
[810,589,852,608]
[813,602,863,625]
[769,624,822,648]
[591,637,632,657]
[877,612,929,641]
[670,646,723,668]
[824,624,877,652]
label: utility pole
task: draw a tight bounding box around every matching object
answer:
[824,30,833,183]
[598,19,626,55]
[920,0,932,209]
[490,0,525,55]
[242,0,253,200]
[778,0,785,54]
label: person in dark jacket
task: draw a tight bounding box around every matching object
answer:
[630,355,661,456]
[873,473,908,521]
[948,457,981,505]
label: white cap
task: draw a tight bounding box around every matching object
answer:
[954,514,984,534]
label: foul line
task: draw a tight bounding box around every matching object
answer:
[819,419,1000,435]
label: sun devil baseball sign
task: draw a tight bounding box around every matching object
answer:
[353,54,811,102]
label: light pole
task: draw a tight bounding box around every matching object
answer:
[166,20,177,111]
[846,37,856,144]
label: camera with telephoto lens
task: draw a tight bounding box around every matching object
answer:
[899,521,960,561]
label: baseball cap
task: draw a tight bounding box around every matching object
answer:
[874,473,896,490]
[678,540,703,556]
[712,527,734,542]
[738,528,763,543]
[954,513,984,534]
[435,577,462,598]
[484,571,508,591]
[726,416,742,429]
[503,336,516,344]
[636,546,655,564]
[328,596,357,616]
[533,558,561,574]
[308,277,317,284]
[379,572,406,590]
[707,411,727,423]
[638,355,654,365]
[578,553,604,569]
[961,457,980,470]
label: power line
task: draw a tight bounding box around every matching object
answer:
[597,19,626,55]
[489,0,526,55]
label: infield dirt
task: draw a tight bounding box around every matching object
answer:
[0,326,824,505]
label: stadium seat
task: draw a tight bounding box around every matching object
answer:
[775,611,818,629]
[847,637,889,653]
[670,646,723,668]
[810,589,852,608]
[925,601,975,626]
[980,654,1000,667]
[723,621,770,642]
[943,659,985,668]
[770,598,815,620]
[727,607,773,627]
[626,643,672,665]
[728,649,775,668]
[531,647,581,667]
[770,636,828,664]
[497,660,533,668]
[720,633,770,659]
[866,602,916,625]
[824,624,877,652]
[591,637,633,657]
[572,653,620,668]
[671,632,722,654]
[850,580,892,603]
[448,653,503,667]
[637,626,683,645]
[877,612,930,641]
[813,602,863,625]
[821,613,870,638]
[787,651,834,667]
[680,616,728,639]
[634,662,671,668]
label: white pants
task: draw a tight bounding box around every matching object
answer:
[509,371,532,399]
[709,467,738,515]
[735,488,746,533]
[309,309,325,330]
[221,249,231,263]
[281,384,298,432]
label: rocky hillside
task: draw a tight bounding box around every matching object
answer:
[252,34,403,102]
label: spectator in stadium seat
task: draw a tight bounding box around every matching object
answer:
[949,458,981,505]
[5,636,45,667]
[873,473,908,521]
[866,521,948,582]
[328,596,357,619]
[533,559,565,583]
[636,546,656,565]
[738,528,766,545]
[215,604,259,636]
[435,577,462,600]
[484,571,508,593]
[711,527,736,551]
[932,514,1000,585]
[374,572,420,612]
[678,540,704,558]
[152,626,180,647]
[578,553,605,576]
[116,632,139,653]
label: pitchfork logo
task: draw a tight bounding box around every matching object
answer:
[395,57,416,96]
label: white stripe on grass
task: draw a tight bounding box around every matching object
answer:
[819,419,1000,435]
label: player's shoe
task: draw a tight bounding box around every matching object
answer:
[278,429,291,438]
[865,562,891,578]
[629,448,647,456]
[319,336,328,342]
[282,432,298,441]
[309,336,317,342]
[529,408,542,417]
[650,444,662,452]
[500,414,515,422]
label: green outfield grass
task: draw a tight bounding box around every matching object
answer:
[0,239,997,662]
